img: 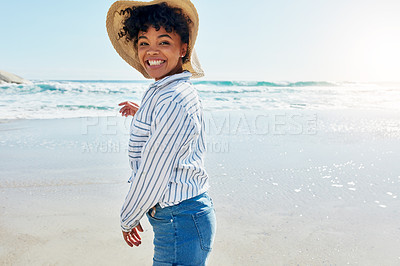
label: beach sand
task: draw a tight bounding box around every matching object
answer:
[1,110,400,265]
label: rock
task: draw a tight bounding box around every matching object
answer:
[0,70,31,84]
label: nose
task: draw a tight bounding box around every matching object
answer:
[146,49,159,56]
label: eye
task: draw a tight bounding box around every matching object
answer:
[160,41,170,45]
[138,42,149,46]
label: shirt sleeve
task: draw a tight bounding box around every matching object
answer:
[120,99,196,232]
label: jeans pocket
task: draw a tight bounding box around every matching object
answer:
[192,207,216,252]
[146,209,167,223]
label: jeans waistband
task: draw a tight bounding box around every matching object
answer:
[153,191,211,215]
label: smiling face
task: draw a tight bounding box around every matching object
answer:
[137,26,188,81]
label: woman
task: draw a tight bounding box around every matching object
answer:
[106,1,216,265]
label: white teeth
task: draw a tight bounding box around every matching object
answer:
[148,60,165,66]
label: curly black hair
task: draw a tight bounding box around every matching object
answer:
[117,3,192,63]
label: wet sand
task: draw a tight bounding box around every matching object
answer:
[1,110,400,265]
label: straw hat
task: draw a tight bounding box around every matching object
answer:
[106,0,204,79]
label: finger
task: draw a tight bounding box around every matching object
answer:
[128,233,141,246]
[131,228,141,240]
[125,231,141,247]
[137,223,144,232]
[120,106,129,112]
[120,108,130,116]
[119,101,128,106]
[123,233,134,247]
[128,233,141,245]
[129,232,140,243]
[128,102,139,107]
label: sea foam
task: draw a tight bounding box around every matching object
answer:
[0,80,399,119]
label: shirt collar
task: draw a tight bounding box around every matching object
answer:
[151,71,192,89]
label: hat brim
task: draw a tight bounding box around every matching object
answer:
[106,0,204,79]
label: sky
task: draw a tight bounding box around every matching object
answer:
[0,0,399,82]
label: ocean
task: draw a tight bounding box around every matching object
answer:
[1,80,399,119]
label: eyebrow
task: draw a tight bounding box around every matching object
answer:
[138,34,173,40]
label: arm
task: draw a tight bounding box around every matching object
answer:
[120,100,196,232]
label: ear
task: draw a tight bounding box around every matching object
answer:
[181,43,188,58]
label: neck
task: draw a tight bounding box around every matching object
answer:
[155,63,184,81]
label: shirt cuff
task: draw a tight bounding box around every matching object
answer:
[121,220,140,232]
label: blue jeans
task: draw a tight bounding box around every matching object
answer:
[146,192,216,266]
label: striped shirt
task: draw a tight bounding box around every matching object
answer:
[121,71,209,232]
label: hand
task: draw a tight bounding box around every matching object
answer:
[122,223,144,247]
[119,101,139,117]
